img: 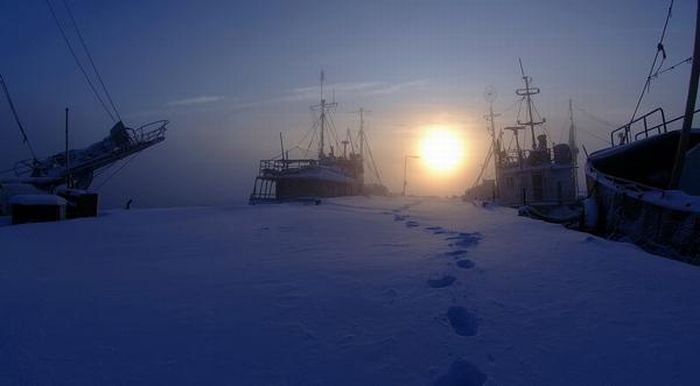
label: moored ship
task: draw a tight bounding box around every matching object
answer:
[467,61,579,222]
[250,73,384,203]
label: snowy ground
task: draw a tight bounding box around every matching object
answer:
[1,196,700,385]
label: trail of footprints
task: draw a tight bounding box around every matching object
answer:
[387,204,489,386]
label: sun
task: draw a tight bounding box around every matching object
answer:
[420,128,463,172]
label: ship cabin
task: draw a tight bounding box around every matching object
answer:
[496,134,577,207]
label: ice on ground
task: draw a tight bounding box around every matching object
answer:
[1,196,700,385]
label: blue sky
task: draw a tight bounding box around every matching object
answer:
[1,0,697,207]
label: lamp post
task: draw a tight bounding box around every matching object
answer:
[402,155,420,196]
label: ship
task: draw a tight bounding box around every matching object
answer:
[0,0,168,223]
[583,1,700,263]
[0,75,167,221]
[249,73,385,203]
[466,61,580,223]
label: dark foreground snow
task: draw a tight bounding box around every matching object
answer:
[1,197,699,385]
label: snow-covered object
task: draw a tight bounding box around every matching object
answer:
[276,164,356,183]
[0,182,44,196]
[0,183,46,215]
[8,194,67,206]
[54,187,90,196]
[11,120,167,190]
[1,197,699,385]
[585,129,700,260]
[582,197,598,230]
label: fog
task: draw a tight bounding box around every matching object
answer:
[1,0,697,208]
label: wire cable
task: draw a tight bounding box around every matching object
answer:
[93,153,139,191]
[45,0,116,122]
[628,0,675,124]
[0,73,38,161]
[60,0,122,121]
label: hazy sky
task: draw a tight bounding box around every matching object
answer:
[1,0,697,207]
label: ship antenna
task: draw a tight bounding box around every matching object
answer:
[516,58,544,149]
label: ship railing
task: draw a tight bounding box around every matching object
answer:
[610,108,700,147]
[12,159,35,177]
[129,120,168,144]
[498,148,552,168]
[257,158,318,176]
[610,108,667,147]
[10,120,169,179]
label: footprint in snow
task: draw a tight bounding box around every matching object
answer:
[394,214,407,222]
[405,221,420,228]
[382,288,399,304]
[433,358,488,386]
[447,306,479,336]
[444,249,468,258]
[447,232,482,248]
[424,226,449,235]
[427,275,456,288]
[456,259,475,269]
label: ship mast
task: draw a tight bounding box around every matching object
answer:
[568,99,579,193]
[316,70,337,159]
[485,88,500,174]
[319,70,326,158]
[516,59,545,149]
[472,88,500,189]
[670,0,700,188]
[359,107,365,159]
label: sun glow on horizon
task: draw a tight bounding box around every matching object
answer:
[419,127,464,173]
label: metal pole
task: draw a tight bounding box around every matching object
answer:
[489,104,497,163]
[359,108,365,159]
[319,71,325,159]
[65,107,70,188]
[320,99,325,158]
[279,132,285,160]
[568,99,579,195]
[402,155,408,196]
[520,59,537,149]
[670,0,700,189]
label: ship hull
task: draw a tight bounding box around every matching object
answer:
[250,160,365,203]
[585,130,700,263]
[276,175,362,200]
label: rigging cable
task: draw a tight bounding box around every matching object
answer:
[650,56,693,79]
[628,0,675,124]
[362,130,383,184]
[93,153,139,191]
[0,73,38,162]
[44,0,116,122]
[60,0,122,121]
[575,107,620,144]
